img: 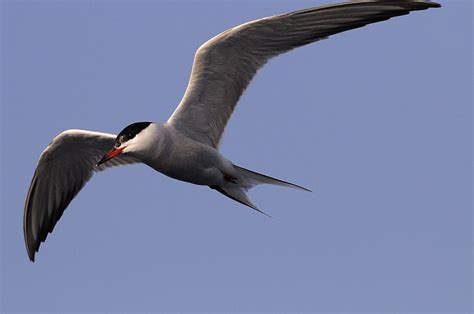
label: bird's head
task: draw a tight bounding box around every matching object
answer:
[97,121,154,166]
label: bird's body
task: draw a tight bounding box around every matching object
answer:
[136,123,234,187]
[23,0,440,261]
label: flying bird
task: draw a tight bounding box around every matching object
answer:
[23,0,440,261]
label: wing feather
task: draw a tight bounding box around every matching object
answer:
[23,129,139,261]
[168,0,440,148]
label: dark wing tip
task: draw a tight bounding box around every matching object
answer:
[24,172,38,262]
[28,250,36,262]
[24,226,36,262]
[346,0,441,10]
[24,227,38,262]
[419,1,441,8]
[412,1,441,9]
[23,167,75,263]
[352,0,441,7]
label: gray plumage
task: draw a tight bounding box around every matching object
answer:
[24,131,138,261]
[168,0,440,148]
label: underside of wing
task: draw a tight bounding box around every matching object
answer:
[23,129,139,261]
[167,0,440,148]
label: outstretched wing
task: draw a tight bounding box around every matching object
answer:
[23,129,139,261]
[167,0,440,148]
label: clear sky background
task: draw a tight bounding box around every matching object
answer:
[1,0,471,312]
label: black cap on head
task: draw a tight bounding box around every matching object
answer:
[115,122,152,147]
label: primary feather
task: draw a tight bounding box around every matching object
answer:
[168,0,440,148]
[23,130,139,261]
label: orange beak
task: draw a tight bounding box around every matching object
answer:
[96,147,124,166]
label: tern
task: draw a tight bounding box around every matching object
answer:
[23,0,440,261]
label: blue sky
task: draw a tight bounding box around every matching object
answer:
[1,0,471,312]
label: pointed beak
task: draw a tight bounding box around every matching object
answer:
[96,146,124,166]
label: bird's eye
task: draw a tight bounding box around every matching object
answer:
[115,137,125,148]
[128,132,135,139]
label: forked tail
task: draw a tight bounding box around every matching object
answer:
[211,165,311,217]
[234,165,311,192]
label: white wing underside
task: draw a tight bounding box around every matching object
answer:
[23,130,139,261]
[167,0,439,148]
